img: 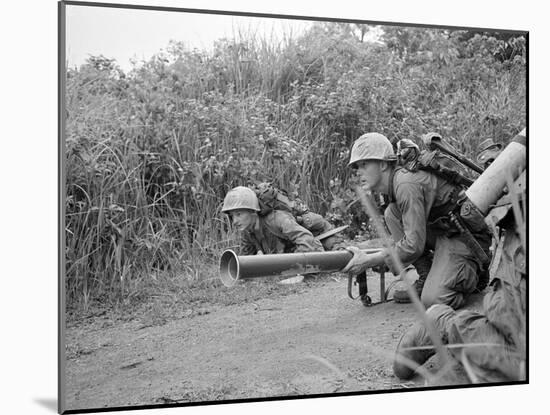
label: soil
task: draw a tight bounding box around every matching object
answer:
[64,274,484,412]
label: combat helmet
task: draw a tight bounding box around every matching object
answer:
[221,186,260,213]
[476,138,503,166]
[348,133,397,167]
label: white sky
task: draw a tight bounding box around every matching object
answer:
[66,5,314,71]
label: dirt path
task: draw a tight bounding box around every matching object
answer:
[65,276,480,411]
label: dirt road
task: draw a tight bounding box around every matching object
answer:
[65,275,479,411]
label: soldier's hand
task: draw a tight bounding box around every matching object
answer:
[342,246,371,275]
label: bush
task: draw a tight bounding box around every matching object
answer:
[65,25,526,308]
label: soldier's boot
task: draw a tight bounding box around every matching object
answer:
[393,255,431,303]
[393,321,436,380]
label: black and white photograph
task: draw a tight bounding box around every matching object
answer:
[58,0,528,413]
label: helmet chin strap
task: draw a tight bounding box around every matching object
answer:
[252,214,260,232]
[387,165,399,203]
[380,166,393,195]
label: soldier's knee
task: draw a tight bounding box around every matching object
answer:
[421,289,464,310]
[420,290,438,309]
[425,304,453,320]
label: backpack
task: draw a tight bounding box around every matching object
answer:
[253,182,309,217]
[397,139,476,188]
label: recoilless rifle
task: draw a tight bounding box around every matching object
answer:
[219,247,393,307]
[219,129,527,307]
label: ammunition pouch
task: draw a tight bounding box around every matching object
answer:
[428,190,491,267]
[457,196,488,234]
[427,215,460,237]
[429,191,488,236]
[427,188,461,235]
[456,195,492,268]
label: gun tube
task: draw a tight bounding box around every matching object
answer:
[465,128,526,215]
[220,248,382,287]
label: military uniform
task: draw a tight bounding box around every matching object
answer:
[393,172,526,382]
[384,168,491,309]
[298,211,342,251]
[239,210,324,255]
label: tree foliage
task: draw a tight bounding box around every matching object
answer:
[65,25,526,306]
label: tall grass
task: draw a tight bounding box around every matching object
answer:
[65,25,526,309]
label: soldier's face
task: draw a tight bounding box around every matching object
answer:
[355,160,383,191]
[230,209,257,232]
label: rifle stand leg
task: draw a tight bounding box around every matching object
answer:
[356,271,372,307]
[380,271,386,302]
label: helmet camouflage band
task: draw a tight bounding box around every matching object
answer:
[221,186,260,213]
[348,132,397,167]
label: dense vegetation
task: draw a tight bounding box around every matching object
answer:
[65,23,526,309]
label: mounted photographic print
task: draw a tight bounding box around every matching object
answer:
[59,1,528,413]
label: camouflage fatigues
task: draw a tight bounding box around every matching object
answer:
[239,210,324,255]
[417,173,526,382]
[297,212,343,251]
[384,168,491,309]
[393,172,526,382]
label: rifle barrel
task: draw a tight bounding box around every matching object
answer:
[219,248,382,287]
